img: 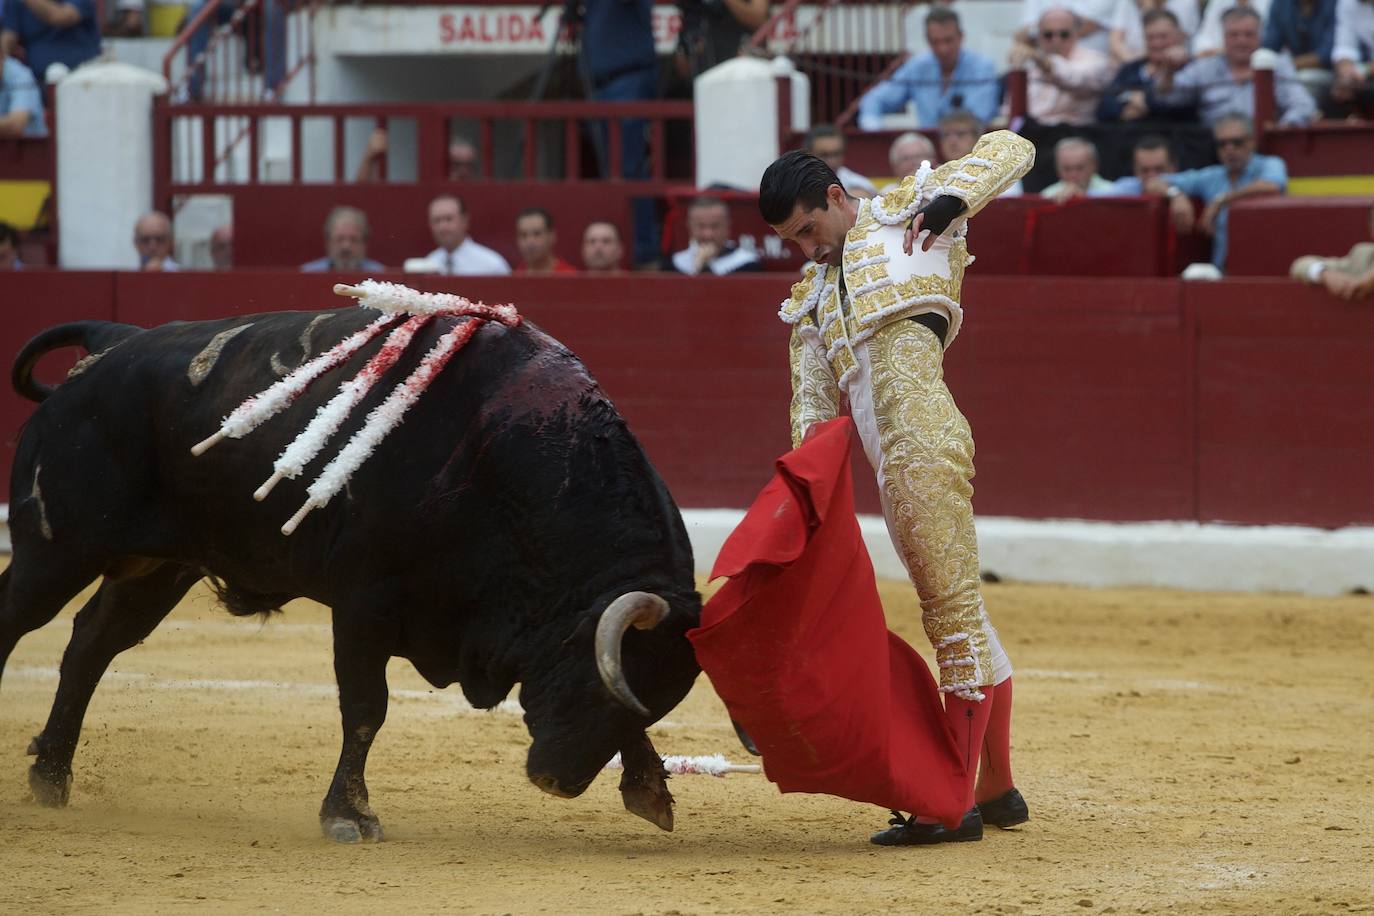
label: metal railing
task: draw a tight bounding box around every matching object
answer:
[749,0,921,127]
[151,99,697,209]
[162,0,317,104]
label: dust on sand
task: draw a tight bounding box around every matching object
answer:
[2,577,1371,915]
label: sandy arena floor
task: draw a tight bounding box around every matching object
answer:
[1,574,1371,915]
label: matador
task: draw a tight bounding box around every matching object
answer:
[758,130,1034,846]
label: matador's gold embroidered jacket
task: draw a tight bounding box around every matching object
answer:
[778,130,1034,696]
[780,130,1035,448]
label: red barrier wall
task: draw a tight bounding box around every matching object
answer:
[1188,279,1374,527]
[1225,196,1373,278]
[3,272,1373,527]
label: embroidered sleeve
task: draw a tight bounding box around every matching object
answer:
[927,130,1036,221]
[788,325,840,450]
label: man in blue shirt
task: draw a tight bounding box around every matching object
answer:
[1155,6,1317,126]
[1146,113,1289,271]
[857,7,1000,130]
[0,0,99,84]
[1,41,46,137]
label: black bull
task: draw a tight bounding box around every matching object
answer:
[0,308,702,841]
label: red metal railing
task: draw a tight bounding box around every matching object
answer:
[749,0,920,127]
[151,99,696,210]
[162,0,317,104]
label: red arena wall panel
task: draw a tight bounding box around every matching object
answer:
[1225,197,1373,278]
[2,273,1372,529]
[951,277,1194,521]
[1188,279,1374,528]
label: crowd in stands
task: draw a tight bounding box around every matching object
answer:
[3,0,1372,292]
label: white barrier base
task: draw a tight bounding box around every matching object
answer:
[1,505,1368,596]
[684,510,1374,597]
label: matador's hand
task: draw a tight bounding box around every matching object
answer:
[903,195,968,254]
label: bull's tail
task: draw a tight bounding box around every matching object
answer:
[11,321,143,403]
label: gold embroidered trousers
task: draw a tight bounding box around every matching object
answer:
[846,320,1011,697]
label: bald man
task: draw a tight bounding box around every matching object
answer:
[133,211,180,272]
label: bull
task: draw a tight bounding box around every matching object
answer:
[0,302,702,841]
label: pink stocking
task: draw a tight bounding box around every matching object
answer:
[975,678,1016,804]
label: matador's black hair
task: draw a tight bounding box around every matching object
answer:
[758,151,844,226]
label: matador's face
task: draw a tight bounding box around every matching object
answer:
[769,184,857,267]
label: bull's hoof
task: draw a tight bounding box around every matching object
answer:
[28,764,72,807]
[320,815,385,844]
[620,782,675,832]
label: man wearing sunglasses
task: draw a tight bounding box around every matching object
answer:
[132,211,180,272]
[1008,7,1114,125]
[1145,112,1288,270]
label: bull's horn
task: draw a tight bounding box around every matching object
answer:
[595,592,669,717]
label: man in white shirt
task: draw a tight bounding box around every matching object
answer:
[422,194,510,276]
[664,196,762,276]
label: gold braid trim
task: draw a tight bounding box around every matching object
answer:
[929,130,1036,220]
[788,324,841,449]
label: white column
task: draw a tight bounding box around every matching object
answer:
[694,57,810,191]
[56,62,168,269]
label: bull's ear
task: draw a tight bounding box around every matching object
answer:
[560,612,596,648]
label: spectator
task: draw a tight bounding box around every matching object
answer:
[1146,113,1288,270]
[578,0,660,266]
[1,39,46,138]
[803,124,878,199]
[301,205,385,273]
[1019,0,1121,54]
[514,208,577,274]
[884,132,938,192]
[182,0,286,102]
[1263,0,1338,100]
[1290,202,1374,300]
[132,211,180,272]
[675,0,767,79]
[356,131,483,183]
[581,220,626,272]
[210,224,233,270]
[1194,0,1272,55]
[448,139,479,180]
[1331,0,1374,113]
[1106,133,1179,193]
[104,0,142,37]
[1097,9,1198,121]
[1110,0,1202,63]
[663,196,761,275]
[0,220,21,269]
[1157,7,1318,124]
[420,194,509,275]
[1,0,99,83]
[857,8,1001,130]
[938,109,1025,196]
[1040,137,1115,199]
[1008,7,1115,125]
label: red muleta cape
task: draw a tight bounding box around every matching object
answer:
[687,417,967,827]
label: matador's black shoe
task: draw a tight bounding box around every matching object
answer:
[976,788,1030,829]
[869,808,983,846]
[731,719,761,757]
